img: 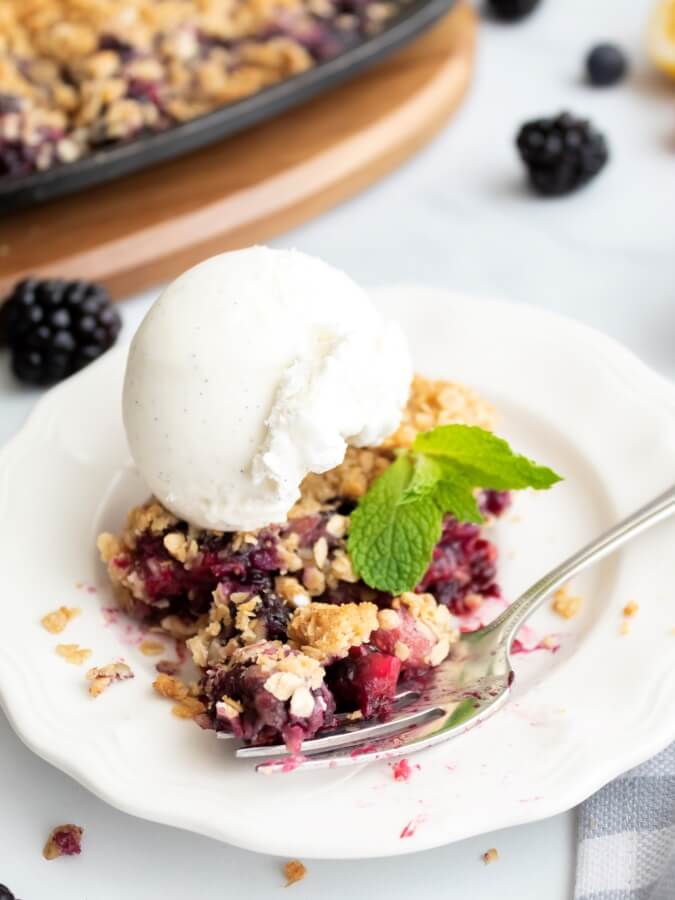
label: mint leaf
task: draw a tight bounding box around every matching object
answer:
[348,454,442,595]
[401,454,443,503]
[414,425,562,490]
[434,470,483,524]
[348,424,562,594]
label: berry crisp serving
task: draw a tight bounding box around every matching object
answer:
[98,375,515,752]
[95,246,561,756]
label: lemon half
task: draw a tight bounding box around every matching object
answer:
[649,0,675,77]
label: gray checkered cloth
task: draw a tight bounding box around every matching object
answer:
[575,744,675,900]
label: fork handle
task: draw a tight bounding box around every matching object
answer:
[487,483,675,647]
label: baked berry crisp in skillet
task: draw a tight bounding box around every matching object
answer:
[0,0,398,179]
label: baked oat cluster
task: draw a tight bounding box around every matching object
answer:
[0,0,397,179]
[98,375,511,749]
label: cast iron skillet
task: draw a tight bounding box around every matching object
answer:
[1,0,456,212]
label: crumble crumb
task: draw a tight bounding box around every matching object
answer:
[139,640,166,656]
[153,673,189,701]
[284,860,307,886]
[153,673,204,717]
[163,531,198,564]
[619,620,631,636]
[623,601,639,618]
[43,824,83,860]
[551,585,582,619]
[159,614,204,639]
[41,606,80,634]
[85,661,134,697]
[275,576,310,608]
[482,848,499,865]
[55,644,92,666]
[172,697,206,719]
[288,601,379,662]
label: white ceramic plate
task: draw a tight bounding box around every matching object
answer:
[2,286,675,860]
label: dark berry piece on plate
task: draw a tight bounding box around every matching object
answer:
[0,886,17,900]
[516,112,609,196]
[486,0,540,21]
[586,43,628,86]
[2,278,121,385]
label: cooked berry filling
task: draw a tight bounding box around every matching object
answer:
[326,646,401,719]
[200,643,335,750]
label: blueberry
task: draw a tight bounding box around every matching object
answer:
[586,43,628,87]
[486,0,540,22]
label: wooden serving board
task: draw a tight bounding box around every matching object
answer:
[0,2,476,301]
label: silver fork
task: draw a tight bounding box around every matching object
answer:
[230,484,675,773]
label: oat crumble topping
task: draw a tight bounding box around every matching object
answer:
[41,605,80,634]
[0,0,398,179]
[482,847,499,865]
[288,601,379,662]
[382,375,496,450]
[393,592,457,644]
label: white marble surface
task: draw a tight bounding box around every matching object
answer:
[1,0,673,895]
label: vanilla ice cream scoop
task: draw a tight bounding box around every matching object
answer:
[123,247,412,531]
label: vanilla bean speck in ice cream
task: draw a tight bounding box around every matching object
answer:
[122,247,412,531]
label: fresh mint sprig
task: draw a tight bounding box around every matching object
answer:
[347,425,561,594]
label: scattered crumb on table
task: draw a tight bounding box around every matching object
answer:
[43,824,83,860]
[55,644,91,666]
[619,620,631,636]
[284,860,307,886]
[482,848,499,865]
[551,585,582,620]
[41,606,81,634]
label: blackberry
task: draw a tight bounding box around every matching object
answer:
[2,277,121,385]
[586,43,628,87]
[516,112,609,196]
[0,886,17,900]
[486,0,540,21]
